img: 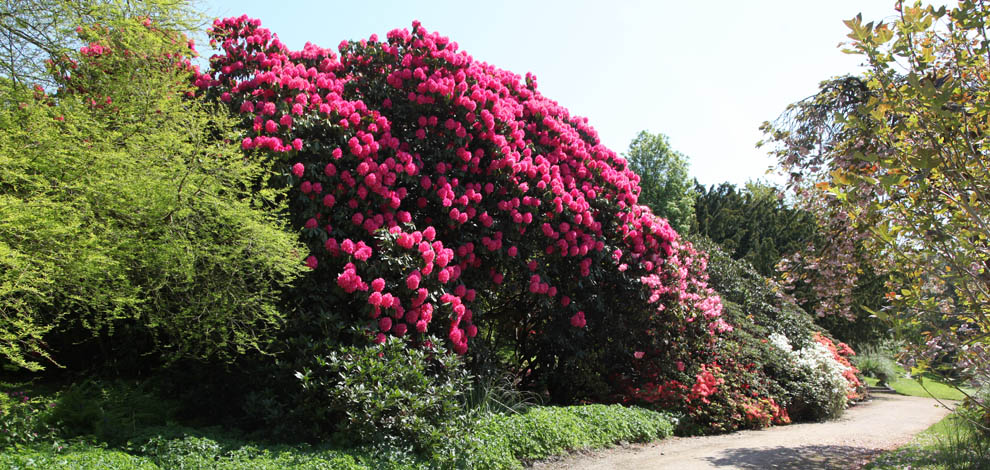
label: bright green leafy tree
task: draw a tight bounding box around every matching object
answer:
[0,1,303,371]
[624,131,696,234]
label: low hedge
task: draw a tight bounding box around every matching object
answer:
[0,404,676,470]
[455,404,676,469]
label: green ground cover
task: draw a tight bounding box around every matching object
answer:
[0,382,676,470]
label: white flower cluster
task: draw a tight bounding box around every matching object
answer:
[769,332,792,352]
[793,342,849,397]
[769,332,849,416]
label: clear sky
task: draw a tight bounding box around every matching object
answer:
[202,0,911,187]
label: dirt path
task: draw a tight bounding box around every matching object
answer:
[531,393,952,470]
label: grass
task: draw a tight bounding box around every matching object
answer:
[864,413,990,470]
[862,364,971,401]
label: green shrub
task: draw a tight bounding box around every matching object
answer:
[0,389,58,448]
[50,380,180,446]
[0,401,675,470]
[138,434,382,470]
[295,336,469,453]
[0,8,304,373]
[853,351,899,386]
[0,439,384,470]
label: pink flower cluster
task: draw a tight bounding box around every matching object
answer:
[198,17,728,354]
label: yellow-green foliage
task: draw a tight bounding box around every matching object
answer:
[0,9,303,370]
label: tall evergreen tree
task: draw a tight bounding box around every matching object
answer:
[691,181,815,278]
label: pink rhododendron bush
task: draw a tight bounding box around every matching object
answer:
[194,16,860,435]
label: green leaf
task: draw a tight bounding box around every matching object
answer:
[879,174,907,188]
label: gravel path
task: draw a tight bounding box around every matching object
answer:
[530,393,952,470]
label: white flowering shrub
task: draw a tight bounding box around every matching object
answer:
[768,333,849,420]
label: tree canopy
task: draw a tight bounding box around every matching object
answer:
[624,131,695,234]
[763,1,990,390]
[691,181,815,279]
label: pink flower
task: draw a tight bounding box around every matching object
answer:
[634,351,645,359]
[397,233,415,250]
[379,317,392,332]
[371,278,385,292]
[291,162,305,177]
[354,243,372,261]
[449,327,463,344]
[570,311,586,328]
[304,255,318,269]
[406,272,421,290]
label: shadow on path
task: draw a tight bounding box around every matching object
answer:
[704,444,880,469]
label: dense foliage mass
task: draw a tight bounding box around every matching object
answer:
[643,238,865,429]
[691,182,814,278]
[0,382,675,470]
[690,181,889,348]
[0,12,302,371]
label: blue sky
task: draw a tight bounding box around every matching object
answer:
[202,0,910,187]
